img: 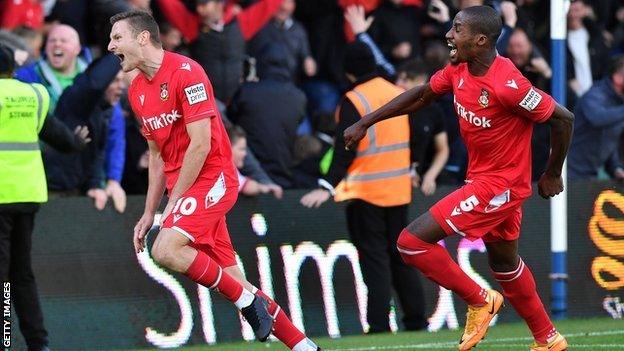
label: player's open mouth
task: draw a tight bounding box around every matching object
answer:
[448,42,457,58]
[115,53,125,63]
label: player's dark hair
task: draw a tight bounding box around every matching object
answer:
[608,55,624,76]
[227,125,247,144]
[462,6,502,47]
[398,58,431,81]
[110,10,162,46]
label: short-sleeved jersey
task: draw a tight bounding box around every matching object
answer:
[128,51,237,191]
[429,56,555,199]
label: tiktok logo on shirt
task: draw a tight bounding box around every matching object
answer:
[453,96,492,128]
[141,110,182,132]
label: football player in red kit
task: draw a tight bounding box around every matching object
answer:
[344,6,573,351]
[108,10,319,351]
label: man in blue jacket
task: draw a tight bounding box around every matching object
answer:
[568,55,624,180]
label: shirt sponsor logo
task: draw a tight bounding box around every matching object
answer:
[184,83,207,105]
[519,87,542,111]
[453,96,492,128]
[141,109,182,132]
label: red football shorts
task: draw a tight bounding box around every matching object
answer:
[430,179,525,242]
[162,175,238,267]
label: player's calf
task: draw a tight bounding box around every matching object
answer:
[397,229,487,306]
[183,249,274,341]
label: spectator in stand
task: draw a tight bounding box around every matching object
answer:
[396,59,449,195]
[121,94,150,195]
[567,0,610,97]
[292,112,336,188]
[505,28,553,181]
[568,55,624,181]
[506,28,551,91]
[155,0,282,103]
[10,26,43,65]
[0,28,32,67]
[0,0,44,30]
[45,54,124,210]
[420,40,467,184]
[15,24,88,112]
[296,0,347,111]
[344,5,396,79]
[248,0,316,82]
[229,42,306,189]
[369,0,425,65]
[102,71,127,213]
[228,125,283,198]
[159,22,183,53]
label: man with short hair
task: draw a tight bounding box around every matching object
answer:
[568,55,624,181]
[108,10,320,350]
[344,6,574,351]
[15,24,87,111]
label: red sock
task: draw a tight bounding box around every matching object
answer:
[185,251,243,303]
[255,289,306,349]
[397,229,487,306]
[492,258,556,343]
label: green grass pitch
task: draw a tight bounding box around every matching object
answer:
[128,317,623,351]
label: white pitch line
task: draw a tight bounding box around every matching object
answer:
[324,329,624,351]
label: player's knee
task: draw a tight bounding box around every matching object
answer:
[151,243,175,268]
[488,254,520,273]
[397,228,433,262]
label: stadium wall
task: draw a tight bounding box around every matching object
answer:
[9,180,624,350]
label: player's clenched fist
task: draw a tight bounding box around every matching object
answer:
[133,213,154,253]
[537,173,564,199]
[343,121,367,150]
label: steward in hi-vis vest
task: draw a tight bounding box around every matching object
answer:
[335,76,411,206]
[300,42,427,333]
[0,44,89,351]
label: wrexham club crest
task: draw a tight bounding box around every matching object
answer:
[160,83,169,101]
[478,89,489,108]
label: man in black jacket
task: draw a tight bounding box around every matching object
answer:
[228,42,306,189]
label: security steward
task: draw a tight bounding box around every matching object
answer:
[300,42,427,333]
[0,44,90,351]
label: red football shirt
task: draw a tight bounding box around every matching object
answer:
[128,51,237,192]
[429,56,556,199]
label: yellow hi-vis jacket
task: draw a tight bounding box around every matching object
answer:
[0,78,50,204]
[335,77,411,207]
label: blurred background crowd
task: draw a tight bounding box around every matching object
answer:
[2,0,624,212]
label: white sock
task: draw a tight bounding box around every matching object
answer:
[234,288,255,309]
[292,338,318,351]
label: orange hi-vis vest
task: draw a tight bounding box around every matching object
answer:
[335,77,411,207]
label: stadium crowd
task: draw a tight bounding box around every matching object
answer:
[2,0,624,209]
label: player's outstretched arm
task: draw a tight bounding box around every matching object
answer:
[134,140,167,253]
[344,83,440,150]
[538,104,574,199]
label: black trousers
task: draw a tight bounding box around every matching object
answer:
[346,199,427,333]
[0,204,48,350]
